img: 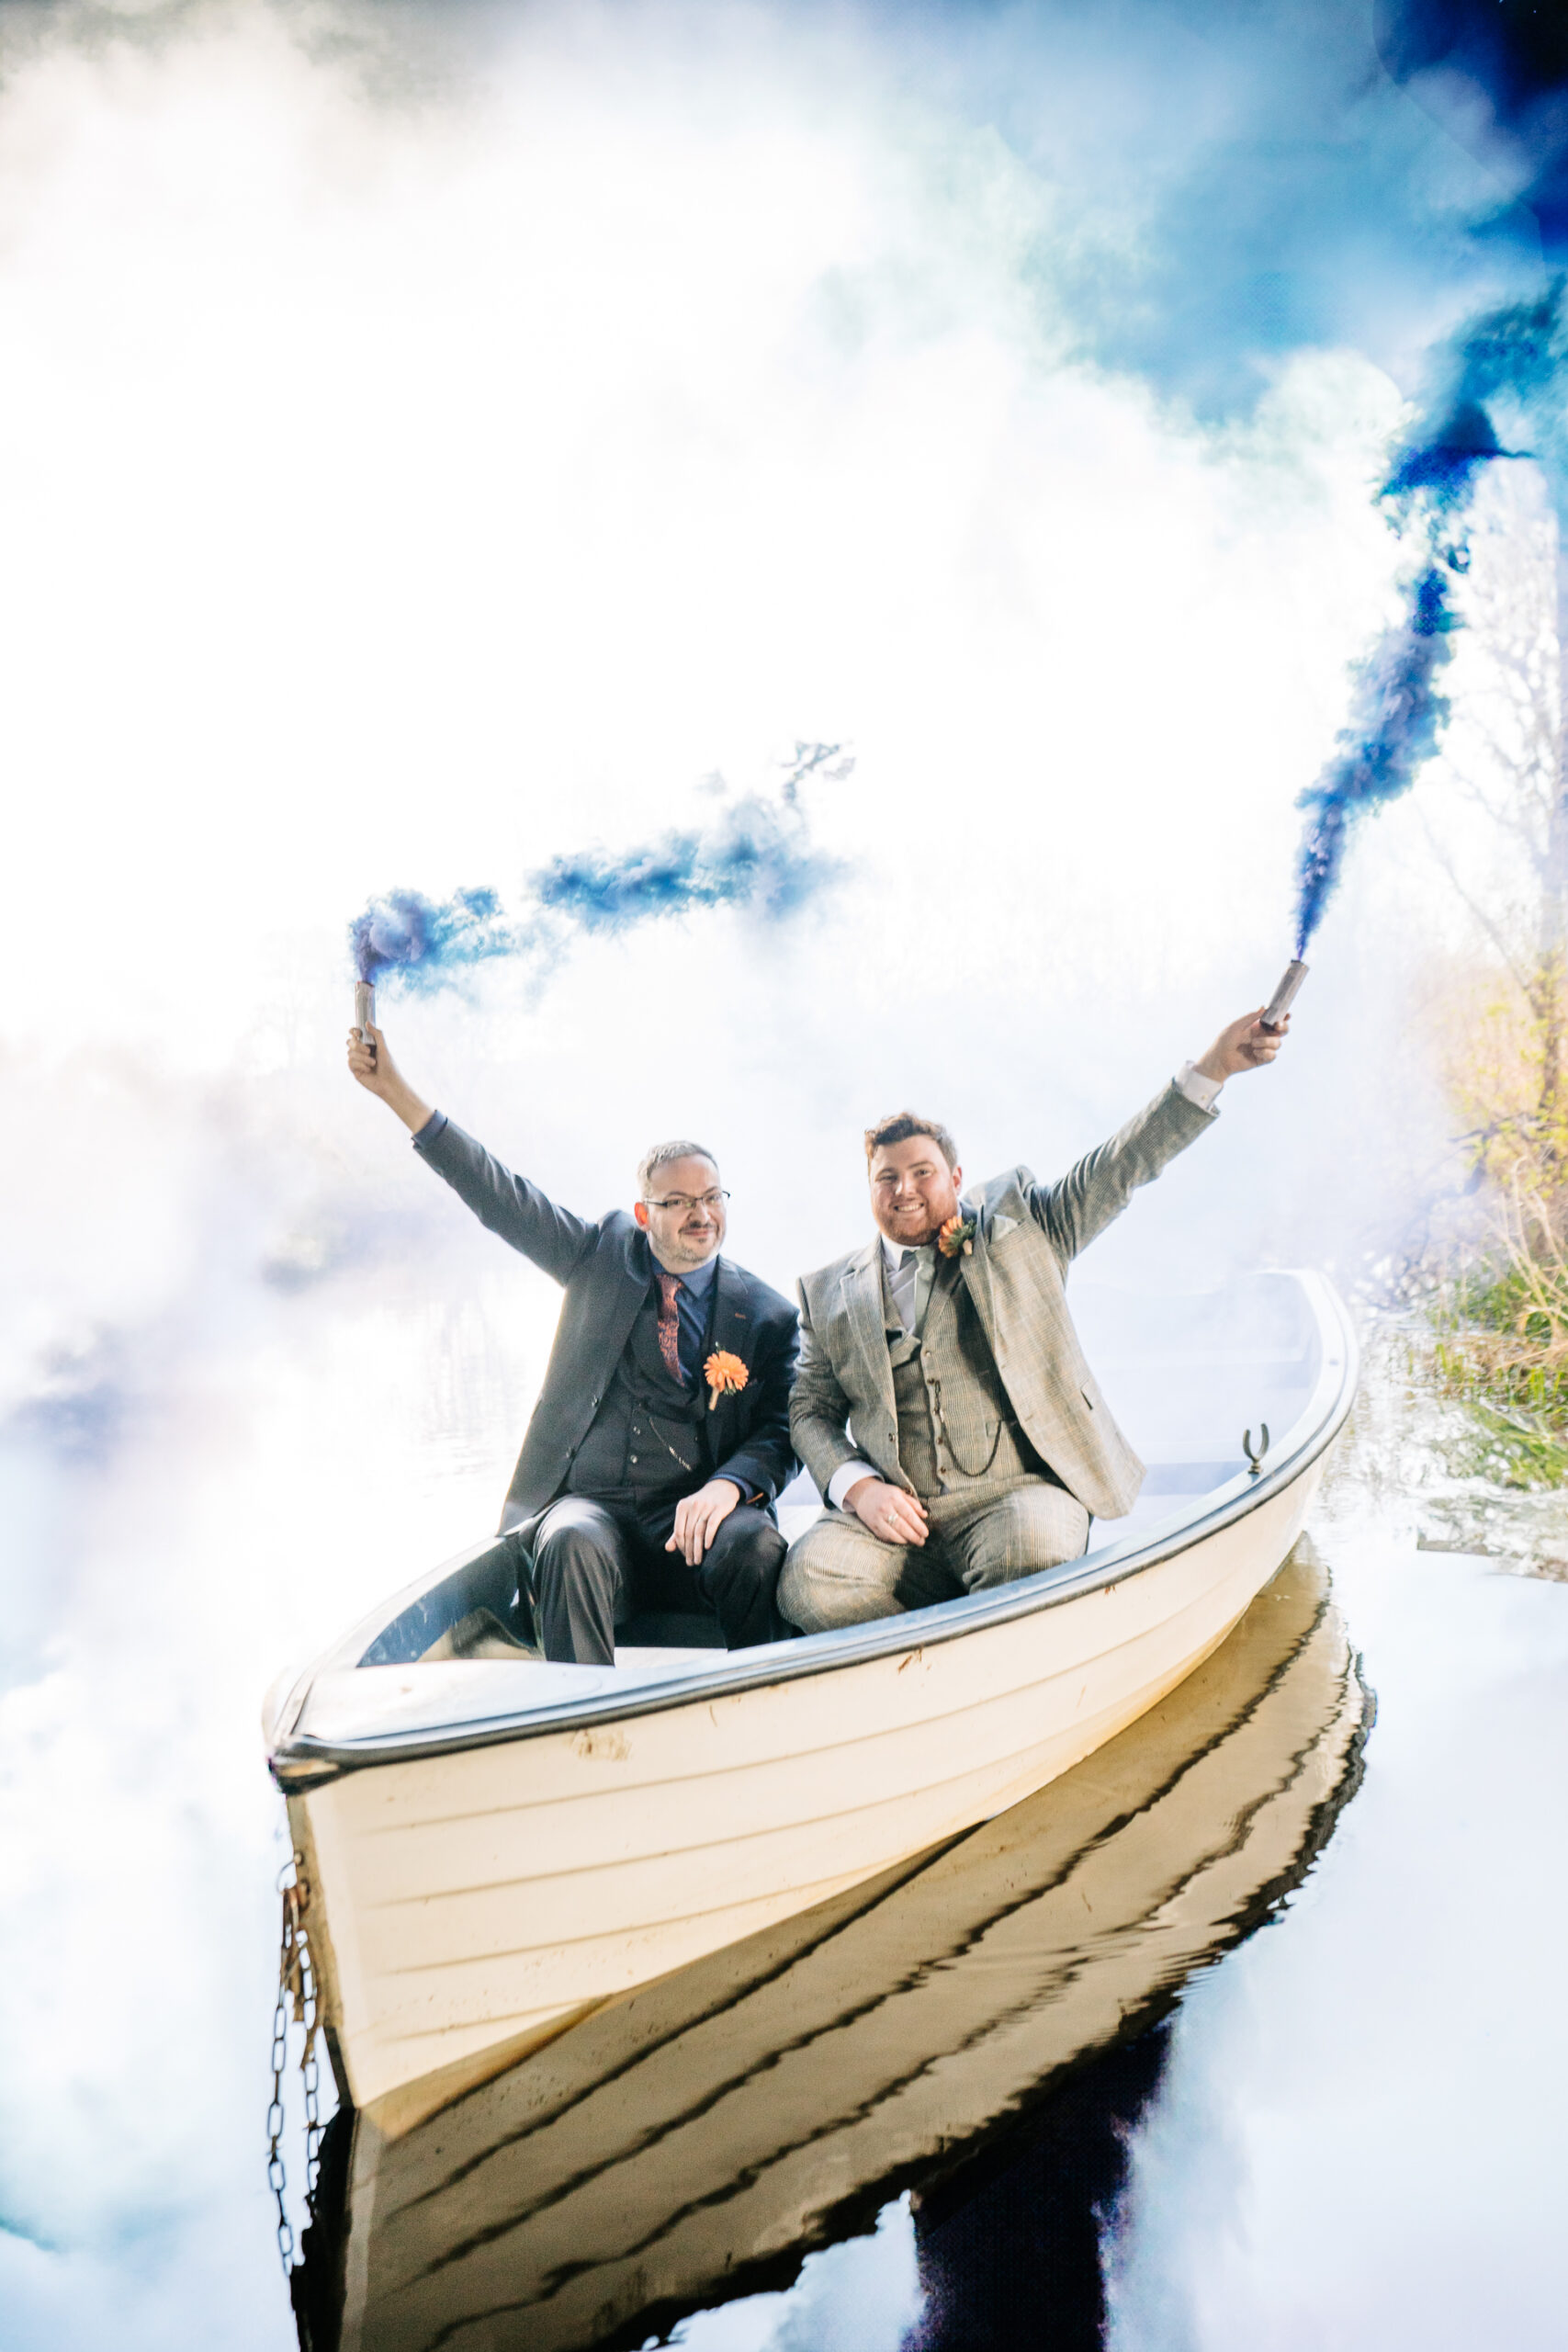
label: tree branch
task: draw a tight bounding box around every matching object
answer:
[1416,808,1538,999]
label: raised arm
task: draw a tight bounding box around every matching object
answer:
[347,1022,596,1286]
[1031,1007,1286,1269]
[346,1020,434,1136]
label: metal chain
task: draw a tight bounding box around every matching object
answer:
[266,1853,322,2278]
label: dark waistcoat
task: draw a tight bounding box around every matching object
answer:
[568,1282,715,1503]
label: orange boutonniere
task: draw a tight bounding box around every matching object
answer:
[704,1350,750,1409]
[937,1212,977,1259]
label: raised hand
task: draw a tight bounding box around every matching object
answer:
[1194,1008,1289,1082]
[345,1024,434,1134]
[346,1022,385,1092]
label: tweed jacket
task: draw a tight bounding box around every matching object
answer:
[414,1118,799,1536]
[790,1080,1215,1523]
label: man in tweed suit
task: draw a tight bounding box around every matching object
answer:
[780,1009,1287,1632]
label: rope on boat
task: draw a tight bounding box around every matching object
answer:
[266,1853,322,2278]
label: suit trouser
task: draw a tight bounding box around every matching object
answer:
[532,1492,787,1665]
[778,1477,1090,1634]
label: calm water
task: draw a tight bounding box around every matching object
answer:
[288,1419,1568,2351]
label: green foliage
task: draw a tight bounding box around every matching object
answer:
[1428,1251,1568,1486]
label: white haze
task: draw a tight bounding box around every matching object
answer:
[0,2,1538,2344]
[1105,1541,1568,2352]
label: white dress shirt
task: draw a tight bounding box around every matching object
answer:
[824,1063,1224,1511]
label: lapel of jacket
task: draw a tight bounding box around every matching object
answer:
[841,1238,897,1433]
[923,1248,962,1339]
[607,1226,656,1376]
[957,1194,1004,1363]
[705,1256,755,1452]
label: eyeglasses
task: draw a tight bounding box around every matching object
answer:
[644,1189,730,1213]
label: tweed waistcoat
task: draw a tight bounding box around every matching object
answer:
[887,1259,1045,1498]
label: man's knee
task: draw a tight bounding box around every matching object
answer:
[534,1500,622,1585]
[779,1510,909,1633]
[962,1487,1089,1589]
[529,1499,626,1666]
[699,1506,785,1599]
[691,1506,787,1647]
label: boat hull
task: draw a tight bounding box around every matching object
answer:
[310,1549,1368,2352]
[293,1460,1325,2123]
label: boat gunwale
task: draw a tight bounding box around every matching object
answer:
[272,1272,1357,1779]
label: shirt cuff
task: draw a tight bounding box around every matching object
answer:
[412,1109,448,1147]
[1175,1061,1223,1114]
[828,1459,878,1510]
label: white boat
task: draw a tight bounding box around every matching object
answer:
[264,1269,1356,2132]
[298,1543,1371,2352]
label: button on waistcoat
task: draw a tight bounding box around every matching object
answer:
[889,1259,1045,1499]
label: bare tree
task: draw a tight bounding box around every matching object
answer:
[1422,464,1568,1154]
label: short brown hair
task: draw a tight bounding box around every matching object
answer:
[863,1111,959,1170]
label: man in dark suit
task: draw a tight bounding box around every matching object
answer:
[347,1023,799,1665]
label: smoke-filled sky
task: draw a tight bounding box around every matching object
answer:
[3,2,1565,2345]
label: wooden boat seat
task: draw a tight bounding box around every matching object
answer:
[617,1611,728,1649]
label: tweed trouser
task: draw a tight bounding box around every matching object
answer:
[778,1478,1089,1634]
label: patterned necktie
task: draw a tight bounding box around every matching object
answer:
[889,1248,919,1334]
[656,1272,685,1381]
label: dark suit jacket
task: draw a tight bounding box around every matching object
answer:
[415,1117,800,1535]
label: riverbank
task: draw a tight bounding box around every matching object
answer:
[1326,1314,1568,1579]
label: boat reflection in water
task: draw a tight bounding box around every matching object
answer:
[296,1548,1371,2352]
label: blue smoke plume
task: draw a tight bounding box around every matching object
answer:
[1292,277,1567,953]
[1292,552,1465,956]
[349,757,849,993]
[337,5,1568,978]
[884,7,1565,962]
[351,885,523,989]
[532,786,844,934]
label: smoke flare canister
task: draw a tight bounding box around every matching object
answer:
[355,980,377,1057]
[1261,960,1307,1033]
